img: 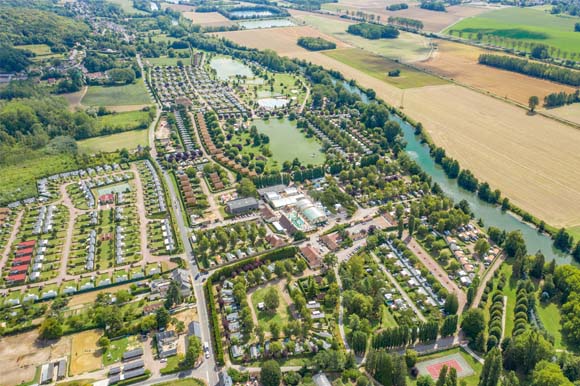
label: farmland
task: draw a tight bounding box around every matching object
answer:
[82,79,151,107]
[97,110,152,132]
[445,7,580,57]
[292,11,432,62]
[183,11,232,26]
[215,26,349,56]
[415,39,578,106]
[320,0,490,32]
[324,48,448,89]
[77,130,149,154]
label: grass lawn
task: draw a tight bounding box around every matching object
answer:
[444,7,580,57]
[324,48,448,89]
[299,13,432,63]
[499,262,517,337]
[253,118,324,166]
[160,355,183,375]
[381,305,398,329]
[82,79,151,107]
[98,110,151,131]
[152,378,206,386]
[14,44,52,56]
[536,300,564,349]
[107,0,148,14]
[251,286,290,334]
[102,337,129,366]
[145,56,191,66]
[77,129,148,154]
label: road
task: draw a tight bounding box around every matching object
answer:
[370,251,427,323]
[471,253,505,308]
[140,55,220,386]
[404,233,467,312]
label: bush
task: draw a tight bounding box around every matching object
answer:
[347,23,399,39]
[297,37,337,51]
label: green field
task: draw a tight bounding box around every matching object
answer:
[82,79,151,107]
[445,7,580,57]
[253,118,325,166]
[14,44,52,56]
[536,300,564,350]
[97,110,151,131]
[298,14,432,63]
[78,129,149,154]
[145,56,191,66]
[324,48,448,89]
[107,0,148,14]
[251,286,290,334]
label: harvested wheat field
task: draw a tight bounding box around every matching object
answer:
[323,0,490,32]
[216,26,350,56]
[545,104,580,126]
[162,3,195,12]
[0,330,71,386]
[70,330,103,375]
[183,11,233,26]
[285,50,580,227]
[404,84,580,227]
[415,40,577,106]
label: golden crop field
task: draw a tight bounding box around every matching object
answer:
[415,39,577,106]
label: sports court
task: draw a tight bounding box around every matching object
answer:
[415,352,474,379]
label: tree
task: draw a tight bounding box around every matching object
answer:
[270,321,280,340]
[156,307,171,329]
[444,293,459,315]
[264,287,280,313]
[528,96,539,112]
[503,330,554,374]
[165,280,183,309]
[417,376,435,386]
[261,360,282,386]
[351,331,368,356]
[39,317,63,340]
[183,336,202,368]
[237,178,257,197]
[478,348,502,386]
[531,361,573,386]
[504,231,526,258]
[405,349,418,368]
[474,239,490,257]
[97,336,111,352]
[461,308,485,342]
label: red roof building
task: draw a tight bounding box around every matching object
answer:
[10,265,28,274]
[18,240,36,249]
[12,256,32,265]
[7,273,26,283]
[16,248,34,257]
[99,194,115,204]
[300,244,322,269]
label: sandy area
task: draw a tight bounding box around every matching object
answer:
[70,330,103,375]
[216,26,351,56]
[415,39,577,106]
[0,330,71,386]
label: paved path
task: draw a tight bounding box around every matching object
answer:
[334,265,350,352]
[0,210,23,268]
[405,234,467,312]
[370,251,426,322]
[472,253,504,308]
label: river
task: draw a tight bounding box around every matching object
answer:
[341,81,571,264]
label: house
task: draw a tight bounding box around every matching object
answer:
[171,269,193,297]
[40,363,54,385]
[99,193,115,205]
[122,348,143,361]
[7,273,26,284]
[220,371,234,386]
[300,244,322,269]
[57,359,67,380]
[226,197,259,215]
[156,331,178,358]
[266,234,286,248]
[230,345,243,358]
[320,233,341,252]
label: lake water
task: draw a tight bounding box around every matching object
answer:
[258,98,289,109]
[239,18,295,29]
[229,10,274,18]
[341,81,571,264]
[209,57,254,80]
[254,118,324,165]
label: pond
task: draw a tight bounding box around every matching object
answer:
[229,10,274,18]
[238,18,295,29]
[253,118,324,165]
[257,98,289,109]
[341,80,571,264]
[209,57,254,80]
